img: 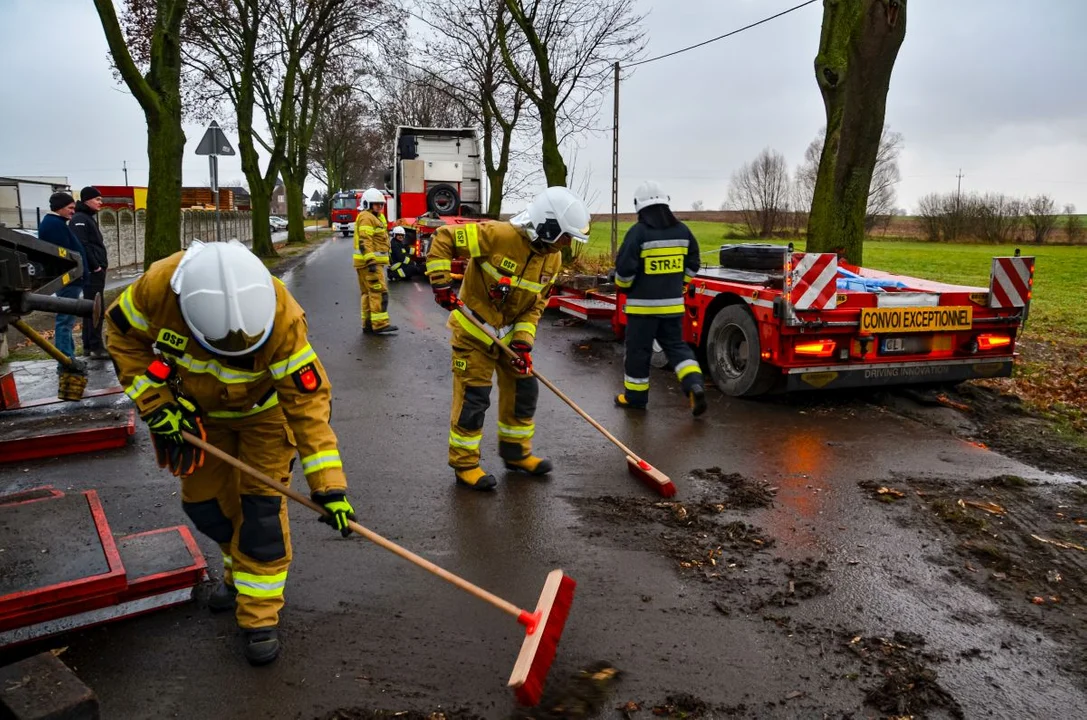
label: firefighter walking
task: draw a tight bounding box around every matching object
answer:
[354,187,398,334]
[614,181,708,416]
[105,240,356,666]
[426,187,592,491]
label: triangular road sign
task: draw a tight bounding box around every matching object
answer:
[195,121,235,156]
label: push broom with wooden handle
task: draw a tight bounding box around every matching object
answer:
[453,304,676,497]
[180,431,574,706]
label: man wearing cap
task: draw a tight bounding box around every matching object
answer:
[36,192,88,369]
[70,187,109,359]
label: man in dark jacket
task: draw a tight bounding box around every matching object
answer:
[613,181,707,416]
[70,187,109,358]
[36,192,87,370]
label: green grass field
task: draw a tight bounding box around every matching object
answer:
[584,222,1087,339]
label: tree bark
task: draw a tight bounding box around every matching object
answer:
[282,172,307,245]
[93,0,188,268]
[538,105,567,186]
[806,0,906,265]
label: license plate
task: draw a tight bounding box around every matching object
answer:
[879,336,930,355]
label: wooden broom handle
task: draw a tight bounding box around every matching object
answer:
[455,306,645,463]
[180,431,525,620]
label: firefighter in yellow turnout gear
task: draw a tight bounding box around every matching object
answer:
[353,187,398,334]
[105,240,356,666]
[427,187,592,490]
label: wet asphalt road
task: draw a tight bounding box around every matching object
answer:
[2,235,1085,718]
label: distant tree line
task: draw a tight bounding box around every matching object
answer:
[917,192,1079,245]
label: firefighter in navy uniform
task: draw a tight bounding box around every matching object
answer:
[354,188,398,333]
[613,181,707,416]
[387,226,423,281]
[426,187,592,491]
[105,240,356,666]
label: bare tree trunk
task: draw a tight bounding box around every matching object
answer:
[539,105,568,186]
[248,185,274,257]
[282,172,307,245]
[93,0,188,268]
[806,0,906,265]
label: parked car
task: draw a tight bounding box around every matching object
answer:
[269,216,288,234]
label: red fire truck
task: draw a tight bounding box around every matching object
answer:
[550,244,1034,397]
[330,189,365,237]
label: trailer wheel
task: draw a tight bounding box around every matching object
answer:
[706,305,775,397]
[427,184,461,215]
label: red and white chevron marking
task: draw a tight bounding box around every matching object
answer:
[988,256,1034,308]
[790,252,838,310]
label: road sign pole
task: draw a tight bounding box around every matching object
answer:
[209,154,221,242]
[196,121,236,244]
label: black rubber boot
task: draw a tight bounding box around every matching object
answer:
[614,393,647,410]
[689,386,708,417]
[362,323,374,334]
[243,628,280,666]
[504,455,553,476]
[454,466,498,491]
[208,581,237,613]
[372,325,399,335]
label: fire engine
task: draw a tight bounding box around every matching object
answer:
[330,189,365,237]
[550,243,1034,397]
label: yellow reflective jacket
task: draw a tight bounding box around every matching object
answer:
[426,221,562,350]
[104,252,347,493]
[353,210,389,268]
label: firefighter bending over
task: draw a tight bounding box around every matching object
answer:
[105,240,356,666]
[353,188,398,334]
[614,181,708,416]
[388,226,424,281]
[426,187,591,491]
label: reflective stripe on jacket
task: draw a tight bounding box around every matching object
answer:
[426,221,561,349]
[353,210,389,267]
[104,252,347,493]
[614,221,700,317]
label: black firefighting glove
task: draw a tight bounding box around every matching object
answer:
[509,341,533,375]
[311,490,357,538]
[432,283,460,311]
[143,397,206,477]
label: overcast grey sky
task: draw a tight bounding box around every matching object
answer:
[2,0,1085,215]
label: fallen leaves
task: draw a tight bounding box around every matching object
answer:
[1030,534,1086,552]
[960,499,1006,515]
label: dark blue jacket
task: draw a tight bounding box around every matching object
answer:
[38,213,88,284]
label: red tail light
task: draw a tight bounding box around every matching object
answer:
[976,334,1012,351]
[794,339,837,358]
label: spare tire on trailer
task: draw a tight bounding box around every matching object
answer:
[426,184,461,215]
[718,244,787,272]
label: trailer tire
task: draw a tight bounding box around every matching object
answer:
[706,305,776,397]
[427,184,461,215]
[718,244,787,272]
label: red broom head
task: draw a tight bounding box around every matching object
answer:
[509,570,577,706]
[627,457,676,498]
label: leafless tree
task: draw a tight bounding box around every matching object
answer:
[727,148,791,239]
[95,0,188,266]
[497,0,646,185]
[181,0,388,256]
[309,85,387,207]
[691,200,705,211]
[801,126,902,234]
[1024,194,1057,245]
[1064,203,1083,244]
[974,193,1022,244]
[410,0,535,217]
[916,193,943,242]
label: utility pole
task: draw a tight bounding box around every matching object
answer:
[955,169,964,202]
[123,160,129,186]
[610,61,620,259]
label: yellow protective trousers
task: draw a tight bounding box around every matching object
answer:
[356,266,391,330]
[179,406,295,630]
[448,341,539,469]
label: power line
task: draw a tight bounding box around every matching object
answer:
[628,0,820,68]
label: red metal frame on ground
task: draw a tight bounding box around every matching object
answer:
[118,527,207,601]
[0,408,135,464]
[3,386,125,411]
[0,490,126,630]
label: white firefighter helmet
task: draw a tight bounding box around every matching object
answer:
[511,186,591,244]
[170,240,277,357]
[390,226,406,236]
[361,187,386,210]
[633,181,670,212]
